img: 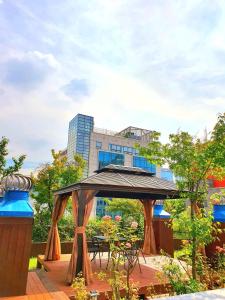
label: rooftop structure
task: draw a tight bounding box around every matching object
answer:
[116,126,153,142]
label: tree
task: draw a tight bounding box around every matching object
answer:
[31,150,85,242]
[0,136,26,181]
[139,113,225,279]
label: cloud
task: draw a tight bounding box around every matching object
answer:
[0,0,225,172]
[1,51,59,90]
[62,79,89,98]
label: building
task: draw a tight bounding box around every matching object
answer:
[67,113,173,216]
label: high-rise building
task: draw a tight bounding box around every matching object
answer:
[67,113,173,216]
[67,114,94,177]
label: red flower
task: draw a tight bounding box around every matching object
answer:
[115,215,122,222]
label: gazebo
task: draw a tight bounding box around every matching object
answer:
[44,165,179,285]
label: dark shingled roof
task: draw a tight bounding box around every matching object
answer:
[55,164,179,200]
[95,164,155,175]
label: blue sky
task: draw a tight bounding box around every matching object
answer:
[0,0,225,173]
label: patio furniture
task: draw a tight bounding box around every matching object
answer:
[94,235,111,269]
[123,242,143,273]
[94,236,144,272]
[87,238,102,267]
[135,239,146,264]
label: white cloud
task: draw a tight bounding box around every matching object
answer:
[0,0,225,171]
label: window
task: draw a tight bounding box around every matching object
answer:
[133,148,139,155]
[98,151,124,169]
[96,141,102,149]
[160,169,174,182]
[109,144,122,152]
[123,146,128,152]
[133,156,156,173]
[128,147,133,154]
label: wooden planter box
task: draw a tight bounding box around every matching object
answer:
[153,218,174,257]
[0,217,33,297]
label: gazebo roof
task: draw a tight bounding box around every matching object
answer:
[55,164,179,200]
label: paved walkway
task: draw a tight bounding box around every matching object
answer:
[154,288,225,300]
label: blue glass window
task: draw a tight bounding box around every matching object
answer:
[160,169,174,181]
[133,148,139,155]
[133,156,156,173]
[96,141,102,149]
[98,151,124,169]
[109,144,122,152]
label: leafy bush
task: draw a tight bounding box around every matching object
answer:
[86,218,103,239]
[163,259,205,295]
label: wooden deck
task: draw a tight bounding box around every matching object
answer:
[37,254,170,300]
[2,272,69,300]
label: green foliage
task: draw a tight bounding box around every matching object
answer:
[105,198,144,239]
[164,199,186,217]
[86,218,103,239]
[0,136,26,180]
[98,216,140,300]
[164,262,205,295]
[172,208,216,246]
[72,273,89,300]
[139,113,225,280]
[31,150,85,242]
[105,198,142,219]
[139,113,225,196]
[29,257,37,270]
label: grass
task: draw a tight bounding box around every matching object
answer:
[29,257,37,270]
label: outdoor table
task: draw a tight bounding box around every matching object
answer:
[94,235,127,241]
[93,236,142,272]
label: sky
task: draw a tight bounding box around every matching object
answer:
[0,0,225,173]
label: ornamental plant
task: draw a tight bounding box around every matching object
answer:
[139,112,225,280]
[98,215,140,300]
[72,273,89,300]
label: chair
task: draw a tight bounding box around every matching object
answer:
[124,245,142,273]
[98,239,110,269]
[135,239,146,263]
[87,238,102,267]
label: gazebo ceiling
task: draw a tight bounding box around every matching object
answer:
[55,165,180,200]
